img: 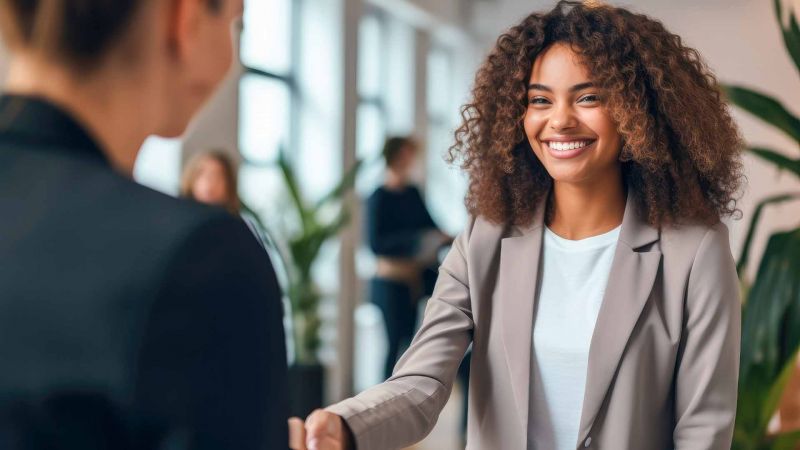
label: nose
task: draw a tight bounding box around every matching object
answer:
[549,103,578,131]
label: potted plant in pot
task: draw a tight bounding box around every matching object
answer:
[275,152,362,418]
[722,1,800,448]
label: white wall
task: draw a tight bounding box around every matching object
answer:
[471,0,800,278]
[182,66,243,163]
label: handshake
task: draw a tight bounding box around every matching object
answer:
[288,410,355,450]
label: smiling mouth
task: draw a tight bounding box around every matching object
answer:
[543,140,596,151]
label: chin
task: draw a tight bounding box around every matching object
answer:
[155,116,193,139]
[546,169,594,185]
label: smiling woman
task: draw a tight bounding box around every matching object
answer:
[449,0,743,229]
[302,2,743,449]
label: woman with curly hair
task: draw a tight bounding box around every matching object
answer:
[301,2,743,449]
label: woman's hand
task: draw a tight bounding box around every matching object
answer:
[304,409,353,450]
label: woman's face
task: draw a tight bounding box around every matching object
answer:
[191,157,231,206]
[524,43,622,186]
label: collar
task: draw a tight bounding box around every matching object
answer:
[512,184,660,250]
[0,94,109,166]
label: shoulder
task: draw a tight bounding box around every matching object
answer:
[662,221,738,305]
[365,186,388,207]
[68,159,264,272]
[660,220,732,266]
[452,215,509,257]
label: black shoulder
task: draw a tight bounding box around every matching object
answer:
[367,186,387,201]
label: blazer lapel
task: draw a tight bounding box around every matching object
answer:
[498,202,546,431]
[577,193,662,444]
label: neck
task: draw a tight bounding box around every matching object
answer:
[4,55,157,176]
[548,170,626,240]
[384,169,407,190]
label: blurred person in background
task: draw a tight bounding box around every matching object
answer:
[181,150,242,215]
[181,150,273,250]
[301,2,742,449]
[365,136,453,381]
[0,0,290,449]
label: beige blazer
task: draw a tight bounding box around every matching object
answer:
[329,193,740,450]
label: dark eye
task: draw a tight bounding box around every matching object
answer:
[579,94,600,103]
[529,96,550,105]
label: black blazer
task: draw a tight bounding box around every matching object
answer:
[0,96,289,450]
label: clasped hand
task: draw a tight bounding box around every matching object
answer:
[288,410,353,450]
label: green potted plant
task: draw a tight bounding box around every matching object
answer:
[722,1,800,448]
[275,151,362,417]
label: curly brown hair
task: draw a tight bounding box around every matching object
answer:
[448,0,743,227]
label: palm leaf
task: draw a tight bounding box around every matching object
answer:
[771,429,800,450]
[775,0,800,76]
[750,147,800,179]
[762,349,800,440]
[722,85,800,144]
[277,151,312,231]
[737,192,800,278]
[738,229,800,441]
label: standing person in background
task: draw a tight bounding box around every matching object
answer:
[366,136,453,381]
[0,0,290,449]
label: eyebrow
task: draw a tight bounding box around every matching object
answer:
[528,82,595,92]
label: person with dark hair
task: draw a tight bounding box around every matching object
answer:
[301,2,742,449]
[365,136,452,381]
[0,1,290,449]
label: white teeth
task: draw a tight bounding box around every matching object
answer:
[546,141,589,151]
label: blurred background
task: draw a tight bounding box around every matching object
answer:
[2,0,799,448]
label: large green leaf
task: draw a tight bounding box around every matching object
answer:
[738,229,800,442]
[722,85,800,144]
[277,151,312,231]
[770,429,800,450]
[775,0,800,76]
[762,349,800,441]
[750,147,800,179]
[737,192,800,278]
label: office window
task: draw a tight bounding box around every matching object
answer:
[240,0,292,75]
[239,74,291,164]
[238,0,295,226]
[356,12,388,197]
[426,46,467,235]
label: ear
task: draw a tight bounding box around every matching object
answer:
[165,0,203,61]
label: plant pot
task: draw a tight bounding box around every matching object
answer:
[288,362,325,418]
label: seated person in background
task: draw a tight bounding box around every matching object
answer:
[0,0,290,449]
[366,136,453,381]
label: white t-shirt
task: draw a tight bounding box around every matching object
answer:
[528,225,621,450]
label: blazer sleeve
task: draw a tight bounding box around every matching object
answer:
[133,214,289,450]
[326,217,476,450]
[673,222,741,449]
